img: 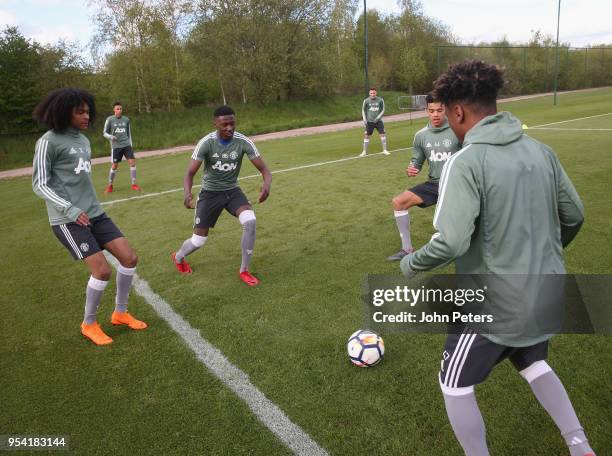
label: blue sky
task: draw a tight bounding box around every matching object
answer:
[1,0,611,51]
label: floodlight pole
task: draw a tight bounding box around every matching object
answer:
[553,0,561,105]
[364,0,369,96]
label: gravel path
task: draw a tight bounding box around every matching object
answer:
[1,87,605,180]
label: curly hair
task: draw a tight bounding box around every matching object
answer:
[33,88,96,131]
[433,60,504,108]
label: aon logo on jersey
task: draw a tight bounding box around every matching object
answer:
[429,151,452,162]
[74,157,91,174]
[212,161,237,172]
[115,127,126,133]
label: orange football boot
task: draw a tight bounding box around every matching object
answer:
[111,311,148,330]
[81,322,113,345]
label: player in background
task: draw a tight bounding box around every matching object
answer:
[32,88,147,346]
[387,94,461,261]
[360,87,389,156]
[103,101,141,193]
[172,105,272,287]
[400,61,595,456]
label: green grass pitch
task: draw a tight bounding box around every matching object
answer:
[1,88,610,455]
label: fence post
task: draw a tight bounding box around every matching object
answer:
[523,47,527,92]
[545,47,549,92]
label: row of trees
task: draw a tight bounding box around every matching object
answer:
[92,0,454,109]
[437,32,612,95]
[0,0,456,133]
[1,0,611,135]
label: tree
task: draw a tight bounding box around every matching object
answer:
[154,0,194,106]
[90,0,158,113]
[0,27,41,133]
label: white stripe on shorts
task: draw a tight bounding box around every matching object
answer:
[444,328,473,387]
[59,224,83,259]
[450,332,477,388]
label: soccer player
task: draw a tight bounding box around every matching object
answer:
[387,94,461,261]
[172,105,272,286]
[360,87,389,156]
[400,61,595,456]
[32,88,147,346]
[103,101,141,193]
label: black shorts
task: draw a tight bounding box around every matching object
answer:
[439,326,549,389]
[195,187,250,229]
[409,181,439,208]
[52,213,124,260]
[365,121,385,135]
[112,146,135,163]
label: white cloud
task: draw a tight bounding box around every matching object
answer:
[20,22,88,45]
[0,8,17,25]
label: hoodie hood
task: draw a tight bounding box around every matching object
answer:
[428,120,451,133]
[464,111,523,146]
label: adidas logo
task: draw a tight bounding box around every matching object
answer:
[570,436,583,445]
[212,153,219,158]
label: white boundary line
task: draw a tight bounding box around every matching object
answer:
[97,111,612,208]
[104,252,329,456]
[529,112,612,128]
[527,127,612,131]
[101,147,412,207]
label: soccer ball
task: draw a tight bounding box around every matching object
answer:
[347,329,385,367]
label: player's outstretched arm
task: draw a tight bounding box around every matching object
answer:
[183,159,202,209]
[401,158,480,276]
[251,157,272,203]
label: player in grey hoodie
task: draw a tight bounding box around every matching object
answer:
[401,61,594,456]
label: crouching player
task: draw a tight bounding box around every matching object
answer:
[32,88,147,346]
[172,105,272,286]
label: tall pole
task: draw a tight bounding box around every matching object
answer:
[364,0,369,96]
[553,0,561,105]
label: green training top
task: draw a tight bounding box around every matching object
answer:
[362,96,385,123]
[32,128,104,225]
[192,131,260,192]
[103,115,132,149]
[403,112,584,347]
[410,121,461,183]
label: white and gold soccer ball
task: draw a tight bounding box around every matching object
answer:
[347,329,385,367]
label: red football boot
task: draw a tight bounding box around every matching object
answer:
[172,252,192,274]
[239,270,260,287]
